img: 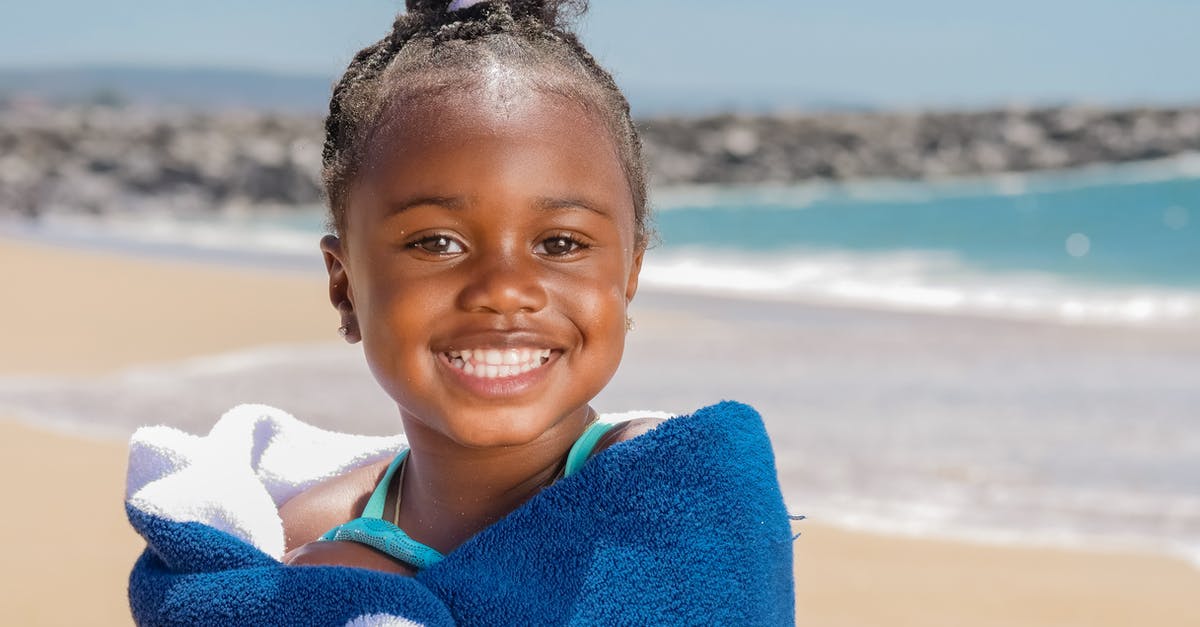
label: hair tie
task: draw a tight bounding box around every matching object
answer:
[447,0,488,11]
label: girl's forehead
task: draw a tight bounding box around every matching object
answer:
[368,84,621,166]
[350,84,633,213]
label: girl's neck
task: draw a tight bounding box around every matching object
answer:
[394,407,595,555]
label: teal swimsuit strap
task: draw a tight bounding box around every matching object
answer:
[563,419,622,478]
[319,448,446,570]
[361,448,408,519]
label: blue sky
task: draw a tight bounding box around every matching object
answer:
[3,0,1199,109]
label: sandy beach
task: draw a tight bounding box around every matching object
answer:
[2,236,1198,626]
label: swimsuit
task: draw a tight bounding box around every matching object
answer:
[319,417,629,570]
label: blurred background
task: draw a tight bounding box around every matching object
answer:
[1,1,1198,625]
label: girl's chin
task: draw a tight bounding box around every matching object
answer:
[441,421,554,449]
[407,404,589,450]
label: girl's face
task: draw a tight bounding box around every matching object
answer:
[324,85,643,448]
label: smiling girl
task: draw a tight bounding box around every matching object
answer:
[126,1,793,623]
[277,0,659,575]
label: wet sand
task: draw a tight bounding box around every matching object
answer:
[1,237,1198,626]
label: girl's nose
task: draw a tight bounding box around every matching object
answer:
[456,252,549,315]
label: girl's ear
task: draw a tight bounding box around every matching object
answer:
[625,247,645,303]
[320,235,361,343]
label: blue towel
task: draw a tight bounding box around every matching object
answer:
[127,401,795,625]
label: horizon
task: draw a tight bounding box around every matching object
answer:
[0,64,890,114]
[3,1,1200,112]
[3,62,1197,116]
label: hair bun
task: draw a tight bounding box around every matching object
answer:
[404,0,448,13]
[405,0,587,28]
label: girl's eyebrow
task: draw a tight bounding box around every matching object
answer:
[386,196,465,216]
[534,196,612,220]
[384,195,610,219]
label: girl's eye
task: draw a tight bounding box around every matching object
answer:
[535,235,586,256]
[409,235,464,255]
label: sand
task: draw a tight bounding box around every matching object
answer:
[0,419,142,626]
[1,236,1198,626]
[0,239,333,377]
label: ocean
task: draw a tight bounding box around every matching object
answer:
[1,157,1197,566]
[648,160,1199,326]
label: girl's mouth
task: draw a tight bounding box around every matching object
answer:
[442,348,553,379]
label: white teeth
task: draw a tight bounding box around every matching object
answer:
[445,347,554,379]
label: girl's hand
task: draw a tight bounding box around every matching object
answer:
[282,540,416,576]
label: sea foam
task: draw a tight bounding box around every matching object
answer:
[640,249,1200,327]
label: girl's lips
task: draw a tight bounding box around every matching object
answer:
[437,348,560,397]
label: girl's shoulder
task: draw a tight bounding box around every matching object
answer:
[592,416,668,456]
[278,456,394,553]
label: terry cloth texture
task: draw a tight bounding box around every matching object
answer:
[126,401,795,626]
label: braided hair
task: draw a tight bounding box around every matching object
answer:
[322,0,649,247]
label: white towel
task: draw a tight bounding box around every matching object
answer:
[125,403,405,558]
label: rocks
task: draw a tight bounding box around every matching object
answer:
[3,102,1200,217]
[0,105,323,218]
[639,106,1200,185]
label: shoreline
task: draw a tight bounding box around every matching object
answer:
[3,236,1199,626]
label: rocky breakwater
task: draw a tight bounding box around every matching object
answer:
[640,105,1200,184]
[3,103,1200,217]
[0,105,323,218]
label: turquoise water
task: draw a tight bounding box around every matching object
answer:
[645,160,1199,325]
[655,169,1198,289]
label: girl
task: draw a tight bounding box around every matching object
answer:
[126,1,794,623]
[277,0,658,573]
